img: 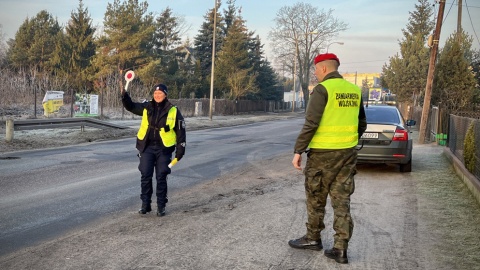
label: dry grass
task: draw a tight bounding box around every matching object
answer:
[414,147,480,269]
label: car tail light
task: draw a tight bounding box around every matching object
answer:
[393,127,408,141]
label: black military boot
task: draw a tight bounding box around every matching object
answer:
[157,205,166,216]
[288,235,322,250]
[138,203,152,214]
[324,248,348,264]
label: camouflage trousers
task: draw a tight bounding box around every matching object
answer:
[303,148,357,250]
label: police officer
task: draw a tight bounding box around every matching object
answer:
[121,83,186,216]
[288,53,367,264]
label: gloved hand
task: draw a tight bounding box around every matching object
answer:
[175,142,185,161]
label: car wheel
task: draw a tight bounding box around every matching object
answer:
[400,159,412,173]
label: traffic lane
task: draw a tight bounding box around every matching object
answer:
[166,120,300,188]
[0,118,303,256]
[2,129,479,269]
[0,138,136,198]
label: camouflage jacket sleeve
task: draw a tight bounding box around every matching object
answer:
[294,84,328,153]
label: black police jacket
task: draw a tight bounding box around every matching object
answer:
[121,92,186,159]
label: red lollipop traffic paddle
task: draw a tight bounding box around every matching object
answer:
[124,70,135,91]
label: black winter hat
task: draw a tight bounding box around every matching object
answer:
[151,83,168,96]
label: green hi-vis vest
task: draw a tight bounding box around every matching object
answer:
[137,106,177,147]
[308,78,361,149]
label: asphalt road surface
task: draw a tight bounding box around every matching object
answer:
[0,118,300,256]
[1,119,480,269]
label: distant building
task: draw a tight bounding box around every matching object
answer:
[341,72,381,88]
[301,72,384,106]
[283,83,305,109]
[341,72,391,102]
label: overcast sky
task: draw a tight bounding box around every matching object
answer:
[0,0,479,73]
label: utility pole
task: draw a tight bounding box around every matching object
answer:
[418,0,446,144]
[209,0,218,120]
[292,33,299,112]
[457,0,463,42]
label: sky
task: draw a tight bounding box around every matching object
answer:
[0,0,479,74]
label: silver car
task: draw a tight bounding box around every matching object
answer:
[357,105,416,172]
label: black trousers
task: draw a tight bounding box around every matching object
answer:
[138,145,173,206]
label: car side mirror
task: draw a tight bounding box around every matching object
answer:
[406,119,416,126]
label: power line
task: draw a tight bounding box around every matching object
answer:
[465,0,480,46]
[437,0,480,47]
[442,0,456,24]
[446,1,480,8]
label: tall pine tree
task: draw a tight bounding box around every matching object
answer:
[215,15,257,99]
[7,10,61,72]
[153,7,188,97]
[433,30,477,112]
[248,35,280,100]
[382,0,434,110]
[94,0,156,95]
[193,3,225,98]
[52,0,96,91]
[154,7,182,62]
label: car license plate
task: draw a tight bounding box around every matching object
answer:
[361,132,378,139]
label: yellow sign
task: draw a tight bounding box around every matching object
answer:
[42,91,64,116]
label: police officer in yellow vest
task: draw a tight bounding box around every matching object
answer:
[288,53,367,264]
[121,83,186,216]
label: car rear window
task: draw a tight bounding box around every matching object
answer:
[365,108,400,124]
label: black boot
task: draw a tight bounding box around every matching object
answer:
[138,203,152,214]
[288,235,322,250]
[324,248,348,264]
[157,205,166,216]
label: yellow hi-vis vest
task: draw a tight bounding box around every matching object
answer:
[137,106,177,147]
[308,78,361,149]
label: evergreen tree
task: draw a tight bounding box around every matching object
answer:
[402,0,435,40]
[432,31,477,112]
[52,0,96,91]
[7,10,61,72]
[215,15,257,99]
[254,57,281,100]
[154,7,182,60]
[94,0,156,94]
[222,0,237,35]
[193,3,225,98]
[249,35,280,100]
[381,0,434,108]
[153,7,189,93]
[171,38,200,99]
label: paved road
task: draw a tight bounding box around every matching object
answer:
[0,118,302,256]
[1,120,480,269]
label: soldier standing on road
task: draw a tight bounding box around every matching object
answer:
[288,53,367,264]
[121,83,186,216]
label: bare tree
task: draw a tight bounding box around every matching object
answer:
[269,2,347,105]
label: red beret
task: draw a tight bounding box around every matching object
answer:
[314,53,340,65]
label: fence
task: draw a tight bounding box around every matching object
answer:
[171,99,293,117]
[447,114,480,180]
[396,102,479,181]
[0,98,297,121]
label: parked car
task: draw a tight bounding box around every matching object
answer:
[357,105,416,172]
